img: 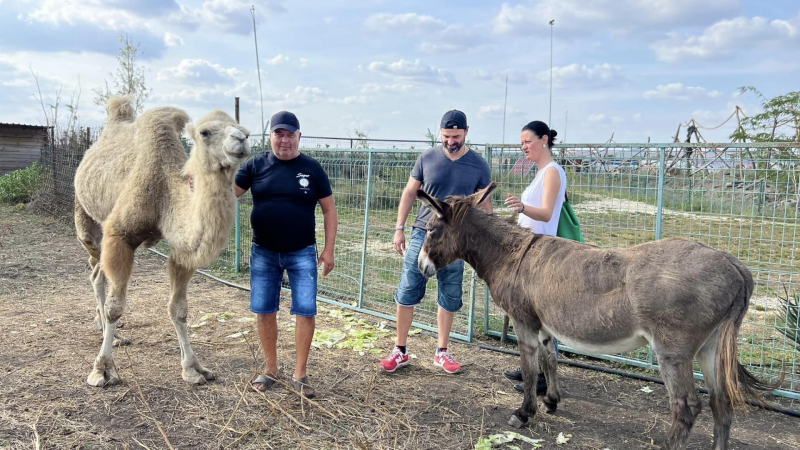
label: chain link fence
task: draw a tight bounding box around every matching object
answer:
[34,136,800,398]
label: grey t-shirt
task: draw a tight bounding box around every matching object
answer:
[410,145,492,230]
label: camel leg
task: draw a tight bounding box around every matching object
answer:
[657,352,703,450]
[508,324,540,428]
[75,201,105,332]
[86,233,133,387]
[168,257,215,384]
[697,330,732,450]
[538,334,561,413]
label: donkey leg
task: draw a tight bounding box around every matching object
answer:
[87,233,134,387]
[659,355,703,450]
[508,325,540,428]
[538,334,561,413]
[697,332,732,450]
[168,257,214,384]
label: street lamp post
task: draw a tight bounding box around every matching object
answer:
[549,19,555,128]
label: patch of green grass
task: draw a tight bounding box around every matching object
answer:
[0,162,46,204]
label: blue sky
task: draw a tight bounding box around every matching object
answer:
[0,0,798,144]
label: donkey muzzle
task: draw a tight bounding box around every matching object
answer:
[417,247,437,278]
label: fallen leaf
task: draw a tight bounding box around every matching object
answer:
[408,328,422,335]
[640,386,654,393]
[556,432,571,445]
[226,331,250,339]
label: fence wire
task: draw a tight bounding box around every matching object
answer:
[35,138,800,398]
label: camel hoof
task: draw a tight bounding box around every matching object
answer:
[113,337,131,347]
[94,316,103,332]
[86,369,120,387]
[508,415,527,428]
[183,370,209,385]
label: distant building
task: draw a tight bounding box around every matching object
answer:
[0,123,49,175]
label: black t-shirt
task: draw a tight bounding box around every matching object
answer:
[236,152,332,253]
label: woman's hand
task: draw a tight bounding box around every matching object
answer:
[504,193,524,213]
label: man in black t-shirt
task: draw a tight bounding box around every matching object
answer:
[235,111,337,399]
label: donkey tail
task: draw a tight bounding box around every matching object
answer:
[718,255,784,408]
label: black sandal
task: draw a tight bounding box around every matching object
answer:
[290,377,316,398]
[251,374,278,393]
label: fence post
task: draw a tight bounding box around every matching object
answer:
[468,269,477,342]
[358,150,374,308]
[482,144,493,336]
[655,147,666,241]
[234,97,242,273]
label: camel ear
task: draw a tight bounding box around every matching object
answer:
[472,181,497,206]
[416,189,447,220]
[186,124,196,141]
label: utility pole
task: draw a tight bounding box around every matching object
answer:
[549,19,555,127]
[502,75,508,144]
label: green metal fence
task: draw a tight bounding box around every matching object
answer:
[38,136,799,398]
[219,140,799,399]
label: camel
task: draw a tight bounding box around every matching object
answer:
[415,182,781,450]
[73,96,251,387]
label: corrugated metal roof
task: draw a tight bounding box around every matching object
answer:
[0,123,50,129]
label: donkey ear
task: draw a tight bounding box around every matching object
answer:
[416,189,447,219]
[472,181,497,206]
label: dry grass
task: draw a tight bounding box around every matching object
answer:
[1,205,799,450]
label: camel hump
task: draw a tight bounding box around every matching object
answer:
[106,96,136,123]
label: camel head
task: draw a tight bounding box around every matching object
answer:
[186,110,251,172]
[416,182,497,277]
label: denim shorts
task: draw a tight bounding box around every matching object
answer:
[395,228,465,313]
[249,243,318,317]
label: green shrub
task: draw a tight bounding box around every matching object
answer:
[0,162,46,204]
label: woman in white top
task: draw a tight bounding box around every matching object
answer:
[502,120,564,394]
[505,120,565,232]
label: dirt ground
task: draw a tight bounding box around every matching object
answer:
[1,205,798,450]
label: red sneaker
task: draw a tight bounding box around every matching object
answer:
[434,350,462,374]
[379,348,410,373]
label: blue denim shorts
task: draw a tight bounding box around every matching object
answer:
[249,243,318,317]
[395,228,465,313]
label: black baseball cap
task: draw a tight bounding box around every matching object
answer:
[440,110,467,130]
[269,111,300,133]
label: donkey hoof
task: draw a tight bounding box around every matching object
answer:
[86,368,120,387]
[508,414,527,428]
[544,401,558,414]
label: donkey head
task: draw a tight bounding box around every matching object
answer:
[416,182,497,277]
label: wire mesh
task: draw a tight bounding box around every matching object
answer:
[34,137,800,397]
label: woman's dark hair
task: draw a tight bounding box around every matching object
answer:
[522,120,558,146]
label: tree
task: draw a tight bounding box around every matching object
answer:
[93,34,151,114]
[30,66,82,145]
[732,86,800,143]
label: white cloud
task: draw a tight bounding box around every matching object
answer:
[364,12,485,53]
[298,58,309,68]
[643,83,722,101]
[265,86,324,107]
[329,95,367,105]
[368,59,458,86]
[26,0,157,30]
[170,0,287,35]
[364,13,444,35]
[266,54,290,66]
[324,17,333,24]
[359,83,414,95]
[652,15,800,62]
[587,114,606,123]
[477,104,525,120]
[157,59,240,84]
[473,69,530,85]
[493,0,739,37]
[537,63,626,88]
[164,32,183,47]
[2,79,32,87]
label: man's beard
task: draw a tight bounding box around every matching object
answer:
[445,141,463,153]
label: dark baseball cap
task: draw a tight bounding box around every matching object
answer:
[269,111,300,133]
[440,110,467,130]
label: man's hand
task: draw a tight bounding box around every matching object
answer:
[318,248,335,276]
[393,230,407,256]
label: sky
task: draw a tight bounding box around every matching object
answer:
[0,0,798,144]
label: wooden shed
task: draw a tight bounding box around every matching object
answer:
[0,123,49,176]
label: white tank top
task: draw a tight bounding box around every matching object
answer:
[517,161,567,236]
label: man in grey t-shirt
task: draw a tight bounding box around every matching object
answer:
[379,110,492,375]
